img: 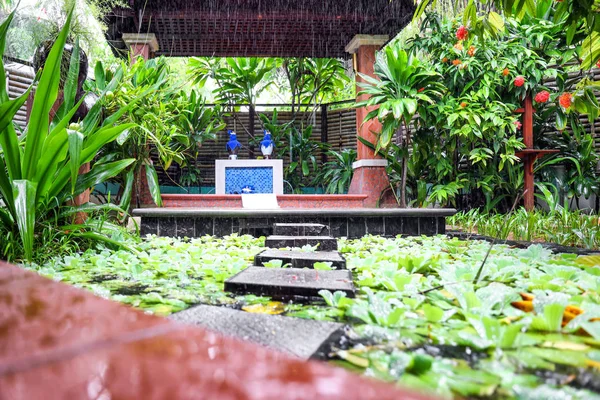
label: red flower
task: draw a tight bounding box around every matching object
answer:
[502,68,510,76]
[417,87,425,93]
[514,121,522,130]
[534,90,550,103]
[559,93,573,108]
[442,57,448,63]
[467,46,476,56]
[460,102,468,108]
[456,26,468,41]
[514,76,525,87]
[596,59,600,69]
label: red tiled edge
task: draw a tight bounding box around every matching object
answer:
[0,262,435,400]
[162,194,369,209]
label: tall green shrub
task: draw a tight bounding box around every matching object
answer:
[0,7,135,260]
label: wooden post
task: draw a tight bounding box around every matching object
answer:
[249,105,255,159]
[523,95,534,211]
[321,104,328,164]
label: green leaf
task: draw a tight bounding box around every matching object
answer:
[94,61,106,90]
[314,261,334,270]
[119,168,134,211]
[145,163,162,206]
[73,159,135,198]
[0,89,29,179]
[67,130,84,193]
[576,255,600,267]
[58,38,80,121]
[421,304,444,323]
[22,6,74,180]
[12,180,38,261]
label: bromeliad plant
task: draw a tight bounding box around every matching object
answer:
[357,46,445,207]
[0,8,135,261]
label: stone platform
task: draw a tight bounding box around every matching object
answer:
[162,194,368,208]
[133,208,455,238]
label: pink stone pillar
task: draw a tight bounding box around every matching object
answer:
[346,35,392,207]
[122,33,159,62]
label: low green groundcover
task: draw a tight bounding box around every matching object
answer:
[26,234,600,399]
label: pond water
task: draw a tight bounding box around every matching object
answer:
[26,234,600,399]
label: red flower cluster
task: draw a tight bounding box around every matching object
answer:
[417,87,425,93]
[514,121,522,130]
[596,59,600,69]
[534,90,550,103]
[514,76,525,87]
[452,59,462,66]
[559,93,573,108]
[456,26,468,41]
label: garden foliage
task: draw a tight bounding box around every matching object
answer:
[0,8,135,261]
[364,6,600,209]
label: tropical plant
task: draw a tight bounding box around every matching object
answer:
[0,7,135,261]
[286,125,327,193]
[178,90,225,190]
[380,10,600,210]
[91,57,206,209]
[357,46,445,207]
[280,57,351,119]
[314,149,356,194]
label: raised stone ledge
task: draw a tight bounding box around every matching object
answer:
[133,207,457,218]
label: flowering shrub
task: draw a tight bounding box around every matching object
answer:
[514,76,525,87]
[559,92,573,108]
[392,10,599,209]
[534,90,550,103]
[456,25,468,40]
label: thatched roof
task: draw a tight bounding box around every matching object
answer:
[106,0,415,58]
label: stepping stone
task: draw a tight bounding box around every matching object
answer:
[255,249,347,269]
[169,304,344,359]
[273,223,330,237]
[265,235,338,251]
[225,267,355,298]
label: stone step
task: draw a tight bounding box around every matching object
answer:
[225,267,355,298]
[265,235,338,251]
[169,305,344,360]
[273,223,330,237]
[254,249,346,269]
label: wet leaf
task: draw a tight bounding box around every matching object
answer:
[242,301,286,315]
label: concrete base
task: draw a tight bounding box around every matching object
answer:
[133,207,455,238]
[348,165,393,208]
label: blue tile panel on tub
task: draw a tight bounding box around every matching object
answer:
[225,167,274,194]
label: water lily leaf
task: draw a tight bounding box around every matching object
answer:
[531,303,566,332]
[337,350,369,368]
[526,347,587,367]
[314,261,333,270]
[242,301,285,315]
[421,304,444,323]
[576,255,600,267]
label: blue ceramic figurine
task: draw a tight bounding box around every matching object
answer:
[226,130,242,159]
[260,130,274,159]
